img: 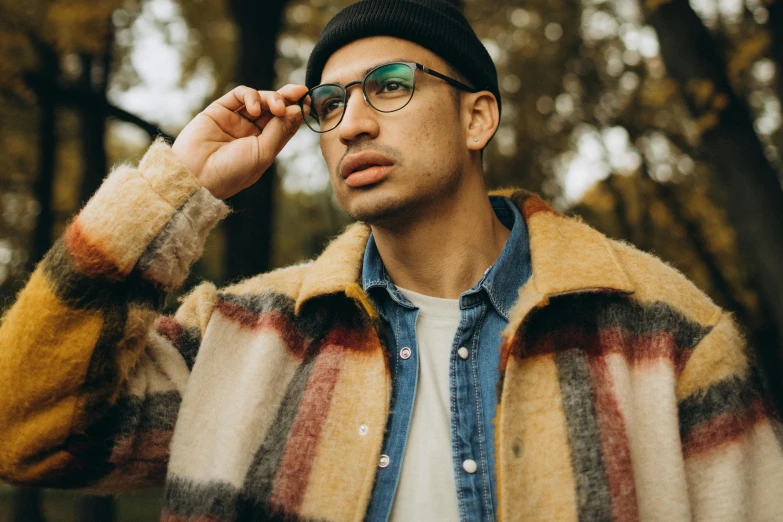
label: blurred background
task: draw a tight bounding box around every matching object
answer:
[1,0,782,519]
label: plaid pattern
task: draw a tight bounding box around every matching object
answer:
[1,142,781,521]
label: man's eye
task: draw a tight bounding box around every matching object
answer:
[320,98,344,116]
[378,79,410,93]
[381,81,401,92]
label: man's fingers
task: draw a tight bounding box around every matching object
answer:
[204,85,307,139]
[249,110,274,130]
[257,105,304,156]
[244,98,306,130]
[210,85,259,112]
[277,84,309,103]
[211,86,277,116]
[212,85,306,118]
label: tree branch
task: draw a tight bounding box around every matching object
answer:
[104,103,174,141]
[24,73,174,141]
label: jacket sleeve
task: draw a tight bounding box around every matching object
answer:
[676,311,783,521]
[0,138,230,492]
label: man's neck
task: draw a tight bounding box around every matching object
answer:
[370,179,511,299]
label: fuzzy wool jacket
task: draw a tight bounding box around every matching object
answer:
[1,140,782,521]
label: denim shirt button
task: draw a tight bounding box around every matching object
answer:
[457,346,469,360]
[462,459,478,474]
[379,454,391,468]
[399,347,412,360]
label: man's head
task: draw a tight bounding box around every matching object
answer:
[304,0,501,226]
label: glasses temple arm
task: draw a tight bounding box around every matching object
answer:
[418,65,479,93]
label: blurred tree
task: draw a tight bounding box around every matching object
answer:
[0,2,58,298]
[29,41,58,272]
[11,488,45,522]
[222,0,289,281]
[769,0,783,99]
[0,0,178,520]
[644,0,783,407]
[0,0,173,278]
[77,40,111,204]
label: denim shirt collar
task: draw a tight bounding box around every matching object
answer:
[361,196,531,320]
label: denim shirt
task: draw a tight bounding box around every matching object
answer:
[362,196,532,522]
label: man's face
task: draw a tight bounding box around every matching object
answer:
[318,36,470,225]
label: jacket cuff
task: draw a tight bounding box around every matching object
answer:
[64,138,229,286]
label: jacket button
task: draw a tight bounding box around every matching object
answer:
[359,424,368,436]
[462,459,477,474]
[457,346,469,359]
[379,454,390,468]
[400,347,412,360]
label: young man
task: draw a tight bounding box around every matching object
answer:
[1,0,781,520]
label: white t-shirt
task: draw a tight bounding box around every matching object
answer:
[389,287,461,522]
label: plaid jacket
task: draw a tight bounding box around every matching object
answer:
[1,140,782,521]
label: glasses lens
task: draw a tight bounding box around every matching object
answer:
[304,85,345,132]
[365,63,415,113]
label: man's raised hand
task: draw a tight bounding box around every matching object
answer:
[171,84,309,200]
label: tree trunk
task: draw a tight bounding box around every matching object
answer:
[12,488,46,522]
[768,0,783,101]
[78,48,110,204]
[644,0,783,412]
[28,43,58,266]
[79,495,115,522]
[224,0,288,281]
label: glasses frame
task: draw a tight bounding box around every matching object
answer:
[298,61,479,133]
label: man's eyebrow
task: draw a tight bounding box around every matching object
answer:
[324,58,411,84]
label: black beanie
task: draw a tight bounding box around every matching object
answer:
[305,0,501,116]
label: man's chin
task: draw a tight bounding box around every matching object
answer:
[340,191,417,226]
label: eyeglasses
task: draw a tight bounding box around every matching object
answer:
[298,61,478,133]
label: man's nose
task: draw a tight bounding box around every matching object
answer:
[338,87,380,144]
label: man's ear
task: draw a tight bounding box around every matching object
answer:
[463,91,499,151]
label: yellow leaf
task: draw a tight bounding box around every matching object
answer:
[727,32,770,84]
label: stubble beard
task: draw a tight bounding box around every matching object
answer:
[344,163,464,228]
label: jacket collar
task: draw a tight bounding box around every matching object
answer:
[295,222,373,315]
[360,195,530,321]
[295,189,635,317]
[502,189,635,297]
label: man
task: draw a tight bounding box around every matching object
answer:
[0,0,781,520]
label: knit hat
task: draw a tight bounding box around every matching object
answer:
[305,0,501,116]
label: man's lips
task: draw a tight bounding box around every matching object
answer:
[339,151,395,179]
[342,165,394,188]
